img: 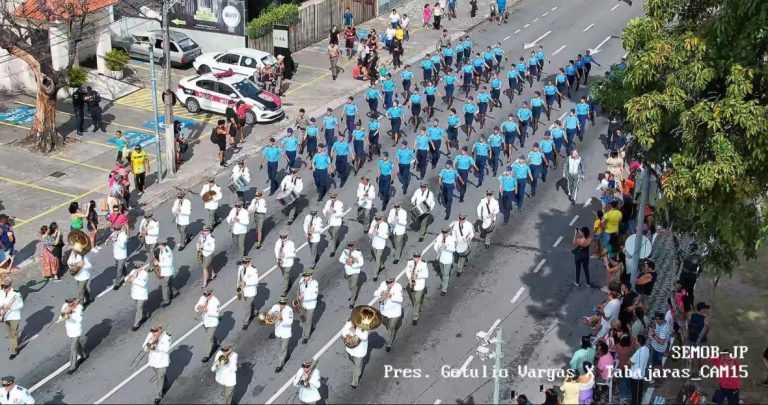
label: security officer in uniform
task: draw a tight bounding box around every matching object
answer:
[210,345,237,404]
[143,326,172,405]
[298,270,319,344]
[59,297,87,374]
[311,143,332,201]
[374,277,404,352]
[85,86,104,132]
[388,202,408,264]
[237,257,259,330]
[303,207,323,265]
[72,86,86,136]
[339,241,364,308]
[433,227,457,295]
[404,252,428,325]
[269,296,294,373]
[195,289,221,362]
[0,376,34,404]
[323,193,345,257]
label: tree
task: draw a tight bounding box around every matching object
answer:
[594,0,768,275]
[0,0,97,153]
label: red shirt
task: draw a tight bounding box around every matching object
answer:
[708,357,741,389]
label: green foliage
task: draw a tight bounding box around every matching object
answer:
[246,3,300,39]
[105,49,130,72]
[594,0,768,275]
[67,66,88,87]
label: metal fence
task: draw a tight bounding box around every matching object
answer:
[248,0,377,52]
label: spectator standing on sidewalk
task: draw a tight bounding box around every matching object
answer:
[433,2,443,29]
[0,215,15,271]
[38,224,62,280]
[114,130,127,162]
[401,14,411,41]
[709,350,742,405]
[648,311,670,375]
[343,6,354,27]
[422,4,432,28]
[628,335,649,405]
[344,25,356,59]
[328,41,342,80]
[329,25,340,46]
[130,145,149,195]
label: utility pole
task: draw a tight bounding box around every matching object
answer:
[492,327,503,405]
[161,0,179,177]
[629,163,651,290]
[148,44,163,182]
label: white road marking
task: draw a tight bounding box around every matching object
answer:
[19,333,40,348]
[551,6,557,11]
[589,36,612,54]
[486,318,502,336]
[553,236,563,247]
[542,12,549,17]
[524,23,530,28]
[569,215,579,226]
[552,45,566,55]
[533,258,547,273]
[97,288,111,298]
[583,23,595,32]
[459,355,474,371]
[30,357,81,392]
[611,4,621,11]
[533,17,540,22]
[583,197,593,207]
[524,30,552,49]
[504,35,510,41]
[559,112,568,120]
[514,29,521,34]
[511,287,525,303]
[434,400,443,405]
[623,52,628,58]
[265,233,444,404]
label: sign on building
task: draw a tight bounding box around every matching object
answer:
[167,0,247,37]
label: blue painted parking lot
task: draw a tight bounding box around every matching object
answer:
[0,106,35,126]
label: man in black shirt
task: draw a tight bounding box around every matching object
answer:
[635,260,657,310]
[72,86,85,136]
[85,86,104,132]
[225,100,239,146]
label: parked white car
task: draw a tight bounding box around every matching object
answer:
[174,72,284,124]
[192,48,277,80]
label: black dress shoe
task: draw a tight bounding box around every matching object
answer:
[113,283,120,291]
[275,366,283,373]
[154,398,161,405]
[269,333,276,339]
[287,220,294,225]
[456,272,462,277]
[412,320,418,326]
[68,369,76,374]
[385,346,392,352]
[351,384,358,389]
[8,354,16,360]
[330,251,336,257]
[393,259,399,264]
[418,237,424,242]
[131,326,140,332]
[302,338,309,344]
[372,276,378,282]
[349,304,354,309]
[242,324,249,331]
[201,357,210,363]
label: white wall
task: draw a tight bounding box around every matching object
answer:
[0,50,37,93]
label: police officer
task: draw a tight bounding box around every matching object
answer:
[511,154,533,211]
[516,101,533,148]
[85,86,103,132]
[438,160,461,220]
[282,128,300,169]
[311,144,332,201]
[342,96,360,137]
[367,116,382,160]
[339,241,364,308]
[395,140,416,194]
[564,110,580,153]
[528,143,547,196]
[453,147,478,203]
[386,100,404,146]
[261,137,284,195]
[351,122,367,174]
[72,86,85,136]
[377,152,394,210]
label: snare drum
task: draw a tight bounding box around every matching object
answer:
[277,190,297,206]
[411,202,430,218]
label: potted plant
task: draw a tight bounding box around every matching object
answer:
[105,49,129,80]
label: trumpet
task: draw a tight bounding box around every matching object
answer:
[145,334,159,351]
[216,348,234,367]
[138,224,147,245]
[59,297,84,321]
[345,251,358,266]
[299,360,318,387]
[257,311,278,325]
[150,247,162,279]
[1,295,17,323]
[194,304,207,321]
[378,289,392,305]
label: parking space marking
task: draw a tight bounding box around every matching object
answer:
[568,215,579,226]
[51,156,112,172]
[511,287,525,303]
[297,64,331,72]
[552,45,566,55]
[13,182,103,226]
[0,120,29,130]
[126,63,186,78]
[115,89,217,124]
[533,258,546,273]
[13,101,152,134]
[553,236,563,247]
[0,176,78,198]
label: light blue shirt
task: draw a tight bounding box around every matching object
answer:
[511,162,531,179]
[491,79,502,89]
[282,136,299,152]
[454,154,475,170]
[395,148,416,164]
[443,75,456,85]
[477,92,491,103]
[366,88,381,100]
[516,63,527,73]
[472,57,484,67]
[442,47,455,57]
[368,120,380,131]
[463,103,477,114]
[531,97,544,108]
[313,152,331,169]
[576,102,589,115]
[550,127,565,139]
[382,79,396,92]
[566,65,577,76]
[507,69,520,80]
[536,50,545,60]
[424,86,437,96]
[387,106,403,119]
[473,142,490,156]
[462,65,474,75]
[447,115,460,128]
[410,94,422,104]
[502,120,518,133]
[306,125,319,137]
[489,133,504,147]
[544,85,557,96]
[323,116,337,129]
[416,134,430,150]
[401,70,414,81]
[540,139,554,153]
[377,159,393,175]
[332,140,350,156]
[440,167,458,184]
[344,103,358,116]
[565,116,579,129]
[528,151,543,165]
[421,60,434,70]
[500,174,517,191]
[463,39,472,49]
[427,125,445,141]
[556,73,567,84]
[517,107,532,121]
[263,145,283,162]
[352,129,366,141]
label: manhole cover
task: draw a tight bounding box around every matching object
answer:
[49,171,66,178]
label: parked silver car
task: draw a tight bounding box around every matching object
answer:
[118,30,201,67]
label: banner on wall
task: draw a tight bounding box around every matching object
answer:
[168,0,246,37]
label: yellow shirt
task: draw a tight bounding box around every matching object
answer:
[604,209,622,234]
[131,151,148,174]
[562,379,580,404]
[593,218,604,235]
[395,28,404,41]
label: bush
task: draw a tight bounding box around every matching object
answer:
[105,49,130,72]
[246,3,300,38]
[68,66,88,88]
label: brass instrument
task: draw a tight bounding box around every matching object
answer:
[378,286,393,305]
[299,360,318,387]
[150,247,162,279]
[0,294,17,323]
[59,297,84,321]
[194,295,211,321]
[343,305,382,348]
[196,250,204,263]
[202,190,216,203]
[293,291,303,315]
[344,250,358,266]
[236,287,243,300]
[277,240,285,266]
[145,334,160,351]
[257,311,278,325]
[236,266,245,300]
[67,230,92,276]
[409,262,418,289]
[216,347,234,367]
[139,221,147,245]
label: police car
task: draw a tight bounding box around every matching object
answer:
[174,70,284,124]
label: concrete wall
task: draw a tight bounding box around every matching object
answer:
[0,50,37,93]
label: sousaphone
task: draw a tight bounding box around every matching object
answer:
[68,230,92,255]
[344,305,382,348]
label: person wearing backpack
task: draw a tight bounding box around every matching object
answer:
[85,86,104,132]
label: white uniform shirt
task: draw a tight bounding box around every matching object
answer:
[405,259,429,291]
[128,266,150,301]
[141,218,160,245]
[356,183,376,209]
[143,332,172,369]
[226,207,250,235]
[280,175,304,195]
[299,279,319,310]
[231,165,251,185]
[303,214,323,243]
[238,265,259,298]
[451,220,475,254]
[338,248,364,275]
[0,289,23,321]
[67,253,92,281]
[388,207,408,236]
[113,230,128,260]
[248,197,267,215]
[172,198,192,226]
[374,281,403,318]
[292,367,322,403]
[411,188,436,210]
[368,220,390,250]
[323,199,344,227]
[60,303,84,338]
[200,183,223,211]
[433,234,457,264]
[341,321,368,358]
[195,295,221,328]
[197,234,215,257]
[275,239,296,268]
[158,246,175,277]
[389,11,400,24]
[269,304,293,338]
[476,197,500,229]
[0,385,35,405]
[211,350,238,387]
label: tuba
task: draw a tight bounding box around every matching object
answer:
[202,190,216,203]
[257,312,278,325]
[68,230,91,275]
[344,305,382,348]
[217,348,233,366]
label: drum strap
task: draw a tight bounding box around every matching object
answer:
[458,223,464,237]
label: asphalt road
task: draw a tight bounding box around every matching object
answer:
[2,0,644,403]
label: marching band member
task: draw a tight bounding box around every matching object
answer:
[1,282,23,360]
[197,226,216,287]
[292,361,321,404]
[410,182,436,241]
[451,214,475,276]
[127,262,150,331]
[374,277,403,352]
[303,206,323,265]
[323,193,345,257]
[275,229,296,296]
[112,222,128,290]
[59,297,87,374]
[279,168,304,225]
[172,192,192,250]
[368,214,390,281]
[67,246,93,305]
[238,257,259,331]
[248,191,267,249]
[341,319,368,388]
[138,211,160,255]
[404,252,428,325]
[355,176,376,224]
[210,345,238,405]
[200,178,223,229]
[226,200,250,258]
[339,241,364,308]
[298,270,319,344]
[157,241,175,306]
[433,227,457,295]
[270,296,294,373]
[387,202,408,264]
[143,326,172,405]
[0,376,34,404]
[195,289,221,362]
[231,160,251,202]
[476,190,500,248]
